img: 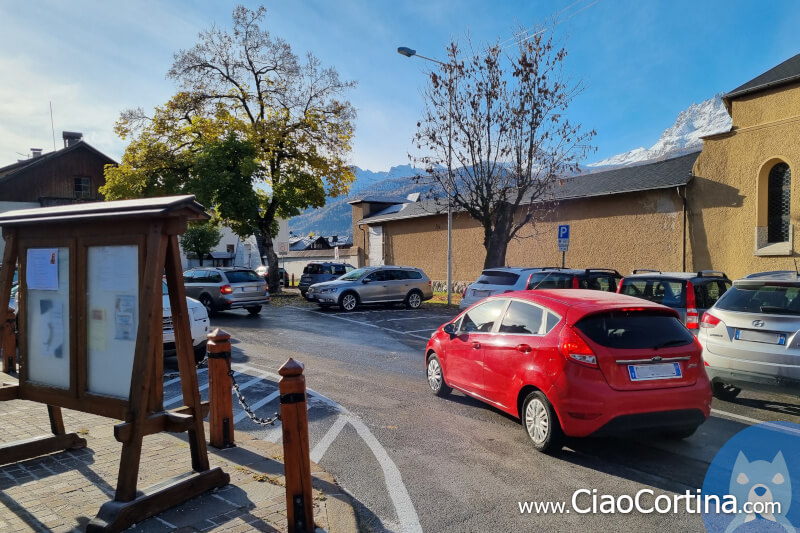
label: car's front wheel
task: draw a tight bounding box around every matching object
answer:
[339,292,359,312]
[405,290,423,309]
[426,353,451,397]
[246,305,262,315]
[712,382,742,401]
[522,391,563,453]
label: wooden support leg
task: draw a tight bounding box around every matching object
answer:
[48,405,65,435]
[165,234,210,471]
[2,309,16,373]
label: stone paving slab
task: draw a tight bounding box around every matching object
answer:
[0,390,357,532]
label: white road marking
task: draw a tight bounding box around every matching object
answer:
[404,328,436,334]
[176,352,423,532]
[163,367,207,387]
[348,416,423,533]
[288,306,431,340]
[234,390,280,424]
[155,517,177,529]
[383,316,442,322]
[310,415,348,463]
[711,408,800,436]
[163,367,268,407]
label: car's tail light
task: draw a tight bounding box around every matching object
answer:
[525,273,534,290]
[700,311,721,329]
[572,276,579,289]
[220,285,233,295]
[685,281,698,329]
[616,279,624,293]
[428,280,432,286]
[558,325,598,367]
[462,287,468,298]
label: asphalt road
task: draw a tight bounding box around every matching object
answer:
[168,301,800,533]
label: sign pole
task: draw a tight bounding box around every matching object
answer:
[561,251,565,269]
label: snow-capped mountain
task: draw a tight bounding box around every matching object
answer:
[589,94,731,167]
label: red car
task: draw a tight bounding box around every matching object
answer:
[425,289,711,452]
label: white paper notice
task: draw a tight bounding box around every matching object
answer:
[26,248,59,291]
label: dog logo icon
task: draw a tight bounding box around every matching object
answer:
[703,422,799,533]
[724,451,794,532]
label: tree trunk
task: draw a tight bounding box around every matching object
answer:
[482,205,514,269]
[196,250,204,266]
[260,223,280,294]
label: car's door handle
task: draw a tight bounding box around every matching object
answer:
[472,342,481,349]
[516,344,532,353]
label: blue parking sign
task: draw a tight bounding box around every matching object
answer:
[558,225,570,239]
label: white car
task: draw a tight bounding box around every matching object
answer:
[162,281,210,361]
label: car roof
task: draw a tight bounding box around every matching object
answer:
[481,267,543,274]
[484,289,673,317]
[623,270,728,281]
[532,268,621,276]
[735,270,800,287]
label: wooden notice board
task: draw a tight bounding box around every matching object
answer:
[0,195,229,532]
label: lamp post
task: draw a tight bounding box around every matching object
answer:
[398,46,454,306]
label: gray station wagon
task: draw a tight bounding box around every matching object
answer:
[183,267,269,315]
[306,265,433,311]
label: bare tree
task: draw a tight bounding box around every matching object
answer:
[413,28,594,268]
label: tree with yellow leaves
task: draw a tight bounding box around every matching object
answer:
[102,5,356,292]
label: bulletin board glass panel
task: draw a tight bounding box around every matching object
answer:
[86,245,139,399]
[26,247,71,389]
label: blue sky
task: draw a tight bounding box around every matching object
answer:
[1,0,799,172]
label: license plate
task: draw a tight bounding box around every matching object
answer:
[474,290,492,297]
[735,329,786,345]
[628,362,682,381]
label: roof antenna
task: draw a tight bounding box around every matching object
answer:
[49,102,56,151]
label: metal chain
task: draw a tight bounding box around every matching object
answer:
[227,356,281,426]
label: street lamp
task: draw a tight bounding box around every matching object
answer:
[398,45,454,306]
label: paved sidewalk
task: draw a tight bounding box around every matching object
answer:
[0,376,358,532]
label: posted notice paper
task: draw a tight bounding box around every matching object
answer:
[26,248,59,291]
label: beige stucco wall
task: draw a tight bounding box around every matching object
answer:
[377,188,685,284]
[691,82,800,279]
[728,81,800,129]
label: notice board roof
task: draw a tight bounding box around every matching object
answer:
[0,195,209,226]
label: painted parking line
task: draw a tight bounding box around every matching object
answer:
[288,306,431,340]
[233,390,280,424]
[220,362,423,533]
[163,367,207,387]
[711,408,800,436]
[383,316,447,322]
[404,329,436,334]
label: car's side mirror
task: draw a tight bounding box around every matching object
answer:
[362,278,371,284]
[443,323,456,336]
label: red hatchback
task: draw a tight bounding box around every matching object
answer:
[425,289,712,452]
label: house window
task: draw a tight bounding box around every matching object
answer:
[74,177,91,199]
[767,162,791,243]
[226,244,235,253]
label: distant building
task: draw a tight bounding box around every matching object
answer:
[0,131,116,256]
[351,52,800,282]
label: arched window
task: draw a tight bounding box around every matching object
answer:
[767,162,791,243]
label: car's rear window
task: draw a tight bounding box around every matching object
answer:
[225,270,262,283]
[576,311,694,349]
[476,270,519,286]
[619,279,686,307]
[715,285,800,315]
[526,273,573,289]
[304,264,324,274]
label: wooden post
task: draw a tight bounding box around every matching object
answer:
[207,328,234,449]
[279,358,313,533]
[2,307,15,373]
[291,273,294,287]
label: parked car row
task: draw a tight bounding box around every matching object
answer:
[428,266,800,455]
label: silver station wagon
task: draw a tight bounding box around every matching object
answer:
[699,270,800,399]
[306,265,433,311]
